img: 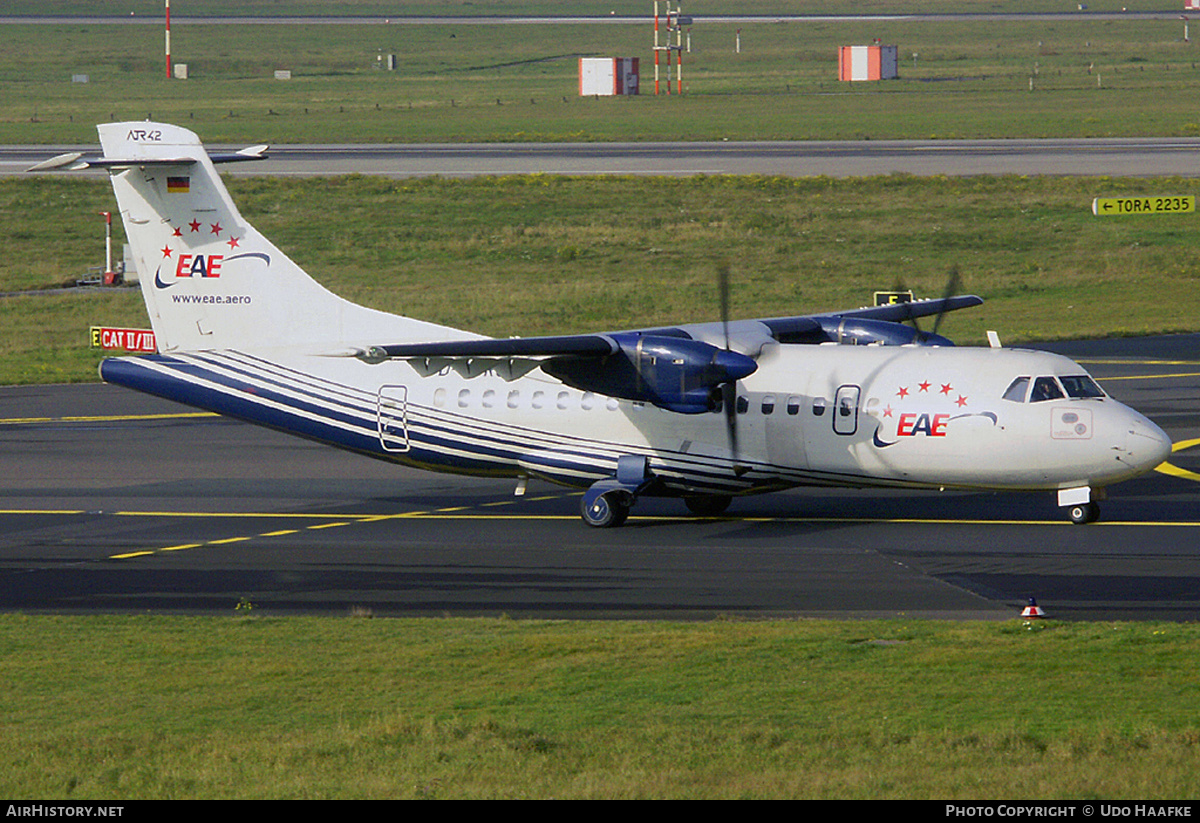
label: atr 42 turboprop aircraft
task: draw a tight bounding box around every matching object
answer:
[32,123,1172,527]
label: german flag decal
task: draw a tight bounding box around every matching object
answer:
[166,176,190,193]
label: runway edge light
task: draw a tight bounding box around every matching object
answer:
[1021,597,1046,619]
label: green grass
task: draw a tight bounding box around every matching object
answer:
[4,10,1200,143]
[9,0,1180,19]
[2,614,1199,799]
[7,0,1180,15]
[4,173,1198,385]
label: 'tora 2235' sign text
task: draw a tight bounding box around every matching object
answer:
[1092,196,1195,216]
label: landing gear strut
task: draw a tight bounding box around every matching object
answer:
[580,455,655,528]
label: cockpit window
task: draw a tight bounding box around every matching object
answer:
[1030,376,1065,402]
[1060,375,1106,399]
[1002,376,1030,403]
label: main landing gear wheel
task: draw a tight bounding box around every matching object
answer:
[581,491,630,528]
[1068,501,1100,525]
[684,495,733,517]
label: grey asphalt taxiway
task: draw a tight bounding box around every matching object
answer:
[2,335,1197,621]
[7,138,1200,179]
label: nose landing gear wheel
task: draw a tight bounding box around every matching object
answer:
[1068,501,1100,525]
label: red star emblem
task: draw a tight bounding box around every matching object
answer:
[897,386,909,399]
[956,395,968,407]
[172,226,182,237]
[918,381,931,392]
[227,236,240,249]
[160,245,172,258]
[188,219,201,233]
[210,222,223,235]
[940,383,953,395]
[882,405,894,418]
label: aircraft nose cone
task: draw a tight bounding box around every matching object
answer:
[1124,414,1172,474]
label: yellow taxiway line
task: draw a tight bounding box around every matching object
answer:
[3,505,1198,565]
[1156,438,1200,483]
[0,412,216,425]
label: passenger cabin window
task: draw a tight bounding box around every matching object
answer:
[1030,376,1065,403]
[812,397,827,417]
[1003,376,1030,403]
[786,396,801,416]
[761,395,776,415]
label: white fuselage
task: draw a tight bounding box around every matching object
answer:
[144,341,1166,501]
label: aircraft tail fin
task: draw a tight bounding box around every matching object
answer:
[93,122,466,354]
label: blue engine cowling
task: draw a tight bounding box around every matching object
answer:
[814,316,954,347]
[543,333,758,414]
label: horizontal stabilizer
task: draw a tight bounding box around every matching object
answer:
[27,144,269,173]
[25,152,85,172]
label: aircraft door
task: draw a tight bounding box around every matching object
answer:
[376,385,411,453]
[764,392,810,470]
[833,385,860,436]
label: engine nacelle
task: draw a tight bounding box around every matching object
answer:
[544,333,758,414]
[815,316,954,347]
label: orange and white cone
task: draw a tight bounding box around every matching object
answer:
[1021,597,1046,619]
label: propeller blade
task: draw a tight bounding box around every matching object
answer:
[931,266,962,337]
[716,259,739,458]
[723,382,739,458]
[717,258,732,350]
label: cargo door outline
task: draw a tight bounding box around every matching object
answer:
[833,384,860,436]
[376,385,411,453]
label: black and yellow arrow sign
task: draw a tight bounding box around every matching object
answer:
[1092,196,1194,216]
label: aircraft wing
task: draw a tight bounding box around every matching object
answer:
[754,294,984,345]
[357,295,983,414]
[831,294,984,324]
[361,334,618,362]
[359,331,756,415]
